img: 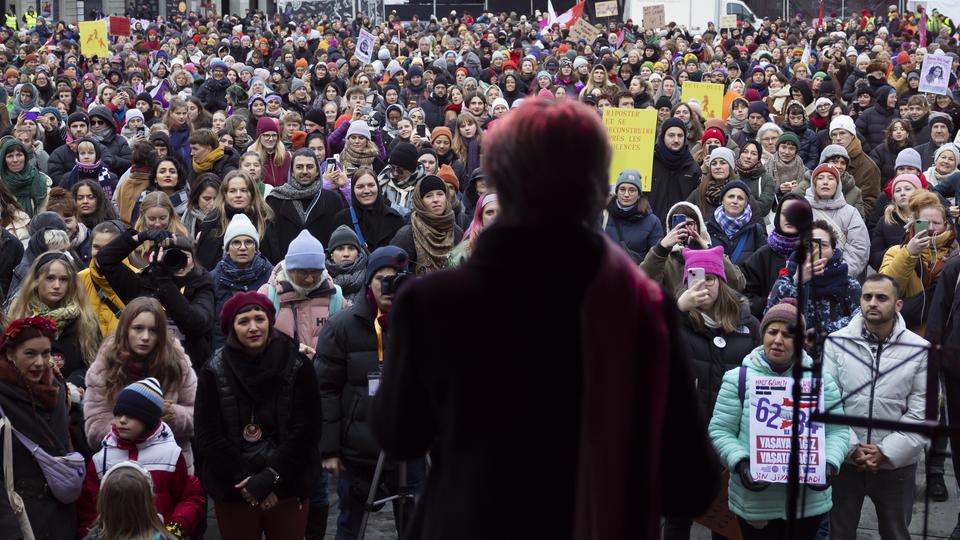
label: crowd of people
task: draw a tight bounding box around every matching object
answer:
[0,2,956,540]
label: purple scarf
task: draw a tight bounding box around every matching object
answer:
[767,230,800,257]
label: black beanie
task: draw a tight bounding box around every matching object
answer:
[659,117,686,143]
[655,96,673,109]
[418,175,447,197]
[136,92,152,104]
[67,111,89,126]
[390,142,419,171]
[304,107,326,126]
[113,377,164,432]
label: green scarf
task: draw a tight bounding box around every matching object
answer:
[28,294,82,332]
[1,139,47,217]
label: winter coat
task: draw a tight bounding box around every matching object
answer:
[641,202,746,294]
[854,90,899,154]
[681,301,759,418]
[87,107,133,177]
[926,256,960,353]
[0,228,23,299]
[915,140,943,171]
[83,337,197,468]
[841,68,867,103]
[869,212,908,271]
[793,169,865,218]
[421,93,449,130]
[96,232,216,370]
[846,142,882,218]
[77,422,206,537]
[78,260,136,337]
[869,141,911,187]
[806,187,870,276]
[706,218,768,266]
[782,122,822,170]
[195,77,230,112]
[390,224,464,271]
[879,241,959,336]
[765,251,862,336]
[194,334,319,502]
[258,262,347,349]
[46,144,77,184]
[709,347,849,520]
[601,200,664,262]
[649,150,701,223]
[741,245,788,320]
[823,313,929,468]
[262,187,347,264]
[738,168,778,220]
[0,377,77,539]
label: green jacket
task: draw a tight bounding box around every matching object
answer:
[708,346,851,521]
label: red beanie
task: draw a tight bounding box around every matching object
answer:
[701,127,726,146]
[220,292,275,336]
[256,116,278,138]
[812,163,840,184]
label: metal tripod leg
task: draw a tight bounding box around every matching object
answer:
[357,451,415,540]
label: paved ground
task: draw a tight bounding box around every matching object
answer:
[204,461,960,539]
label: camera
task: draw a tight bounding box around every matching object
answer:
[161,249,189,273]
[380,271,413,295]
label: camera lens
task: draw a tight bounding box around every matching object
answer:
[162,249,188,271]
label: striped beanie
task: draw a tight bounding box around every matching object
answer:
[113,377,164,430]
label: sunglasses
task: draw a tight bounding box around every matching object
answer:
[91,119,107,126]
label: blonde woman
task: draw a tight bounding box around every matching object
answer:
[452,112,483,178]
[8,251,101,382]
[195,170,274,270]
[131,191,190,268]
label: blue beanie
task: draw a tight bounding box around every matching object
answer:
[365,246,409,285]
[285,230,326,270]
[113,377,164,430]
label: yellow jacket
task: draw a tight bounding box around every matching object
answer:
[78,260,133,338]
[879,242,955,335]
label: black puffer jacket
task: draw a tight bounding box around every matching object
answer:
[854,86,899,154]
[421,92,448,130]
[869,141,911,187]
[869,210,908,271]
[681,301,760,418]
[316,296,388,466]
[96,231,216,369]
[87,106,133,177]
[741,244,788,320]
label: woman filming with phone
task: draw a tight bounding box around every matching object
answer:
[880,190,959,334]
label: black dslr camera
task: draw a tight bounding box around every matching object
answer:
[380,271,412,295]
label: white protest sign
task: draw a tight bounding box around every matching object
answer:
[719,15,737,28]
[748,376,826,485]
[919,52,952,95]
[355,28,377,65]
[595,0,618,18]
[642,4,665,30]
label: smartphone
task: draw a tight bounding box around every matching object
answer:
[137,126,146,136]
[671,214,687,230]
[416,124,427,137]
[323,157,338,175]
[361,106,373,117]
[687,267,705,288]
[915,219,929,235]
[707,143,719,154]
[812,240,823,261]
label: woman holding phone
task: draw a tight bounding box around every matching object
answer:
[880,190,959,334]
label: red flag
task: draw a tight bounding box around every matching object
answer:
[818,0,824,29]
[555,0,586,29]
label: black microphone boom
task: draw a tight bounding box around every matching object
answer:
[783,198,814,232]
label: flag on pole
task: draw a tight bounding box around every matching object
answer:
[817,0,823,29]
[554,0,586,29]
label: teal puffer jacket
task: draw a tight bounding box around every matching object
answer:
[708,346,851,521]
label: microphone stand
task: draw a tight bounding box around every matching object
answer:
[786,234,808,540]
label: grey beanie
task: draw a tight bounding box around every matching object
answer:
[328,225,361,253]
[707,147,736,171]
[615,169,642,191]
[895,148,922,171]
[819,144,850,164]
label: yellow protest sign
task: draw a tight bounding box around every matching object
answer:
[79,20,109,59]
[602,108,657,191]
[681,81,725,120]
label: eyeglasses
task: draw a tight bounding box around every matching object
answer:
[91,119,107,126]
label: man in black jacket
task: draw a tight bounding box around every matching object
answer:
[48,112,91,183]
[649,117,701,222]
[261,149,346,263]
[96,229,216,369]
[88,106,133,177]
[420,76,449,130]
[316,246,424,540]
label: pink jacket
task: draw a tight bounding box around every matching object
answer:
[259,262,348,349]
[83,337,198,471]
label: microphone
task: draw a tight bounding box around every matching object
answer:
[782,198,814,232]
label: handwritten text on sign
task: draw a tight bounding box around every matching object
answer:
[748,376,826,484]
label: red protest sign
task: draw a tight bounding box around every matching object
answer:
[109,16,131,36]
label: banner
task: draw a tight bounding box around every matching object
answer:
[642,4,664,30]
[108,16,130,36]
[748,376,826,485]
[355,28,376,65]
[79,20,109,59]
[919,53,952,96]
[681,81,725,120]
[602,108,657,191]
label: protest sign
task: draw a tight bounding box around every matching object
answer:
[595,0,618,18]
[681,81,724,119]
[567,18,597,43]
[642,4,664,30]
[919,53,952,95]
[719,15,737,29]
[602,108,657,191]
[109,16,130,36]
[722,91,742,121]
[748,376,826,485]
[355,28,376,65]
[79,20,109,59]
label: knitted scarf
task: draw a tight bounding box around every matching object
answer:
[192,146,225,173]
[327,249,368,301]
[340,141,379,169]
[913,228,960,288]
[768,230,800,256]
[462,136,481,176]
[810,250,850,297]
[1,139,47,217]
[215,252,273,290]
[713,205,754,238]
[269,180,324,224]
[736,155,765,180]
[653,140,695,169]
[766,154,805,186]
[27,294,82,332]
[410,194,456,275]
[68,159,115,199]
[701,176,728,209]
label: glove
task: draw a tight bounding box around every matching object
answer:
[735,459,771,492]
[137,228,171,244]
[807,464,837,491]
[244,467,280,503]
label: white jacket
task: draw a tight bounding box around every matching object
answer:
[806,186,870,276]
[822,313,929,468]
